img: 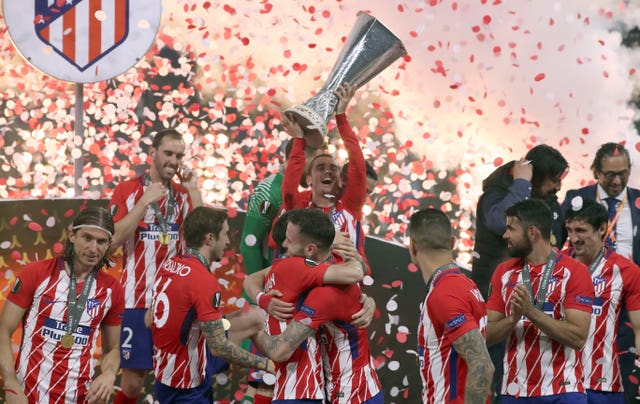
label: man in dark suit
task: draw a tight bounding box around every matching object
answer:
[561,142,640,403]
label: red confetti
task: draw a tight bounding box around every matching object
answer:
[534,73,546,82]
[482,15,491,24]
[28,222,43,232]
[494,157,503,167]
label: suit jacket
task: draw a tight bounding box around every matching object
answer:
[560,184,640,265]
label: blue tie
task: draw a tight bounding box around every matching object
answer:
[604,197,618,250]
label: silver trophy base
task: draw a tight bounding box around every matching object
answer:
[284,104,328,149]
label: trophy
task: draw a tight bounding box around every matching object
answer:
[285,11,407,148]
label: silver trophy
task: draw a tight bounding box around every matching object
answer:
[285,11,407,148]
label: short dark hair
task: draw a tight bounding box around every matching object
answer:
[307,153,336,173]
[152,128,183,150]
[525,144,568,186]
[590,142,631,174]
[341,161,378,181]
[409,208,452,252]
[184,207,228,249]
[63,207,114,269]
[272,211,291,251]
[565,197,608,231]
[505,199,552,241]
[286,208,335,252]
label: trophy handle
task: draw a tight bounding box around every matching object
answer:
[286,11,407,148]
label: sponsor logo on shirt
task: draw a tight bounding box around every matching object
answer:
[593,297,604,316]
[41,318,90,346]
[139,223,179,242]
[445,314,467,330]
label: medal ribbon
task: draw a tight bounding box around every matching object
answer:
[66,263,96,341]
[426,263,460,294]
[521,250,557,310]
[588,247,606,275]
[187,247,209,268]
[145,174,175,237]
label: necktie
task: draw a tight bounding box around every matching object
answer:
[604,197,618,250]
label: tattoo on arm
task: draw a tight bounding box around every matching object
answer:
[255,321,315,362]
[451,328,494,404]
[201,320,267,370]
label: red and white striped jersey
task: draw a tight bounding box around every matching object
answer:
[293,284,382,404]
[109,175,193,309]
[487,253,594,397]
[280,113,367,262]
[418,267,487,403]
[151,254,223,389]
[8,257,124,404]
[580,250,640,392]
[263,256,331,401]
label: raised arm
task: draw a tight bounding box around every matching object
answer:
[252,321,315,363]
[451,329,494,403]
[110,181,166,249]
[179,168,203,208]
[0,301,28,403]
[281,113,307,210]
[87,324,121,403]
[334,83,366,213]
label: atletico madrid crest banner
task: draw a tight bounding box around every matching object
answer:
[3,0,161,83]
[34,0,129,72]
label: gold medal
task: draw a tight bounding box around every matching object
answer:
[60,333,74,349]
[159,232,170,245]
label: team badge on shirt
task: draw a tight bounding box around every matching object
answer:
[11,278,21,294]
[212,292,222,309]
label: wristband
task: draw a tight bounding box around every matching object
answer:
[4,388,18,395]
[255,292,273,311]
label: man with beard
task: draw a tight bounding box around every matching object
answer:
[560,143,640,403]
[109,129,203,403]
[281,83,368,262]
[150,207,275,403]
[565,198,640,403]
[486,199,594,403]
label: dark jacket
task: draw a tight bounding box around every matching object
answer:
[471,161,564,297]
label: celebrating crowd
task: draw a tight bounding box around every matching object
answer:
[1,81,640,404]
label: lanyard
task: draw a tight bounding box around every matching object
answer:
[521,251,557,310]
[426,263,459,294]
[65,263,96,342]
[597,192,626,243]
[588,247,606,275]
[187,247,209,268]
[145,174,175,235]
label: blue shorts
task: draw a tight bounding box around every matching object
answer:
[586,389,624,404]
[155,380,213,404]
[120,308,153,370]
[362,392,384,404]
[155,343,229,403]
[501,392,587,403]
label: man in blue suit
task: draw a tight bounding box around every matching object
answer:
[561,142,640,403]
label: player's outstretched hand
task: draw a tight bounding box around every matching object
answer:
[87,370,116,404]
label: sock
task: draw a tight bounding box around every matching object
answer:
[113,390,138,404]
[254,394,272,404]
